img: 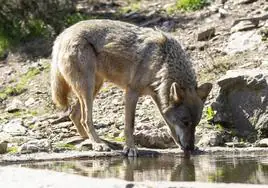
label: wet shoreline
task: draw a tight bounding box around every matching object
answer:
[1,147,268,164]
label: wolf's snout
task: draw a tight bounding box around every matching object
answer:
[180,139,195,151]
[184,144,194,151]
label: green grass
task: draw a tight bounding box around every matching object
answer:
[7,146,19,154]
[176,0,208,11]
[167,0,208,13]
[120,2,141,14]
[1,110,39,121]
[215,124,224,132]
[113,137,125,143]
[0,67,41,101]
[104,134,125,143]
[64,13,90,26]
[206,106,215,122]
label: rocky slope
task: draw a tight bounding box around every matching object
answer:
[0,0,268,155]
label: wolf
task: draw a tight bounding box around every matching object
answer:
[51,19,212,157]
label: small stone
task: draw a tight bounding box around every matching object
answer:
[260,59,268,68]
[0,141,8,154]
[3,119,26,136]
[218,8,229,18]
[25,97,35,107]
[142,98,153,106]
[112,131,120,137]
[208,5,219,13]
[19,139,51,154]
[0,132,12,142]
[5,99,23,113]
[119,131,124,138]
[62,136,84,145]
[197,27,216,41]
[225,142,247,147]
[231,20,258,33]
[236,0,257,4]
[55,121,73,129]
[197,130,224,147]
[76,140,93,151]
[258,138,268,147]
[140,17,161,27]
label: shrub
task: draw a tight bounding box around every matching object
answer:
[0,0,77,55]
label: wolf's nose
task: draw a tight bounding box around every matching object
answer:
[184,144,194,151]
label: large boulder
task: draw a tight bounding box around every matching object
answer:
[134,123,175,149]
[2,119,27,136]
[211,68,268,139]
[19,139,51,154]
[224,30,262,55]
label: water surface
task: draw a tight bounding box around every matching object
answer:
[14,154,268,184]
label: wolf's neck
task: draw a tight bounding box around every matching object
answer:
[150,66,172,112]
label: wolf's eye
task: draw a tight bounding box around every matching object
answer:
[183,121,190,126]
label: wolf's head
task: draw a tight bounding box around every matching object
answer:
[163,82,212,152]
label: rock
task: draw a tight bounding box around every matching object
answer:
[3,119,27,136]
[139,17,161,27]
[197,130,224,147]
[258,138,268,147]
[161,20,176,32]
[19,139,51,154]
[236,0,258,4]
[197,27,216,41]
[225,142,248,147]
[218,8,229,18]
[0,132,12,142]
[212,69,268,139]
[24,97,36,107]
[0,141,8,154]
[5,98,23,113]
[260,60,268,69]
[134,128,174,149]
[76,140,93,151]
[62,136,84,145]
[231,20,258,32]
[224,30,262,54]
[53,121,73,129]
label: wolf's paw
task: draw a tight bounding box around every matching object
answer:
[123,146,138,157]
[93,143,111,152]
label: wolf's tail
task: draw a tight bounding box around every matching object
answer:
[51,38,70,110]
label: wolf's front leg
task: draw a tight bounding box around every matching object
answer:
[123,89,139,157]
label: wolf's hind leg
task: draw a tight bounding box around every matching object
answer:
[69,101,88,138]
[123,89,139,157]
[61,44,109,151]
[69,76,103,138]
[79,76,110,151]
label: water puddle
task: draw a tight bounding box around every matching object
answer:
[11,154,268,184]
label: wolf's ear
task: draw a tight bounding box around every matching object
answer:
[197,83,212,101]
[170,82,184,103]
